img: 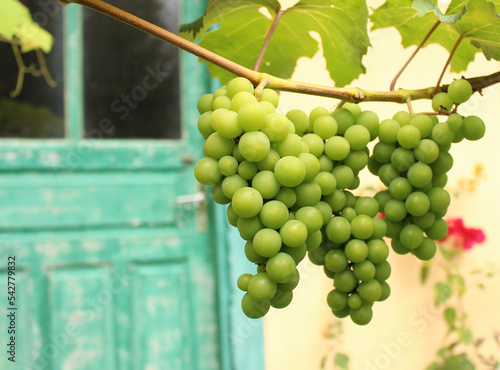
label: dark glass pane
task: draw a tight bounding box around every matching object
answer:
[83,0,181,139]
[0,0,65,138]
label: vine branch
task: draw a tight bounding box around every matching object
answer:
[59,0,500,104]
[435,35,464,94]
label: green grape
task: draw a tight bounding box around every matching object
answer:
[257,148,280,171]
[332,165,355,189]
[462,115,485,141]
[238,160,258,180]
[374,190,392,213]
[344,150,369,172]
[327,289,348,311]
[412,211,436,230]
[325,249,348,272]
[389,177,413,201]
[355,110,379,140]
[324,190,347,212]
[222,174,248,199]
[392,237,411,255]
[385,219,404,239]
[332,108,355,135]
[197,93,214,114]
[231,91,257,112]
[273,188,296,209]
[378,119,400,143]
[432,173,448,188]
[314,172,337,196]
[412,237,437,261]
[374,260,392,282]
[400,224,424,249]
[244,240,266,263]
[384,199,408,222]
[344,190,356,208]
[326,217,351,243]
[432,122,455,146]
[251,170,280,199]
[213,95,232,110]
[342,102,362,118]
[358,279,382,303]
[259,88,280,108]
[248,272,278,302]
[211,182,231,204]
[295,206,323,234]
[253,228,282,257]
[353,197,379,218]
[194,157,222,185]
[332,307,351,319]
[197,111,215,139]
[232,144,244,162]
[429,151,453,175]
[378,163,400,187]
[277,268,300,291]
[305,230,323,252]
[397,125,421,149]
[371,218,387,239]
[367,156,382,176]
[210,108,230,131]
[298,152,321,181]
[447,113,463,131]
[270,290,293,309]
[341,207,357,222]
[391,147,415,172]
[425,218,449,240]
[378,282,391,301]
[237,273,253,291]
[218,155,239,176]
[313,115,338,139]
[315,201,333,225]
[275,133,302,157]
[241,292,270,319]
[407,162,433,188]
[345,239,368,263]
[293,181,322,208]
[286,109,309,136]
[238,216,264,241]
[280,220,308,248]
[274,156,306,187]
[205,132,236,159]
[348,176,360,190]
[308,246,327,265]
[351,215,374,240]
[347,293,363,309]
[324,136,350,161]
[427,187,451,214]
[410,114,434,138]
[302,133,325,157]
[226,203,239,227]
[213,87,227,98]
[367,239,389,264]
[259,200,289,229]
[266,252,297,283]
[261,101,276,114]
[232,187,263,218]
[334,269,358,293]
[280,243,307,265]
[353,260,376,281]
[350,303,373,325]
[405,191,430,217]
[414,139,439,164]
[344,125,371,150]
[393,111,412,126]
[238,101,267,131]
[373,142,396,164]
[261,112,290,141]
[432,92,454,113]
[227,77,254,98]
[308,106,331,131]
[447,78,472,104]
[238,131,270,162]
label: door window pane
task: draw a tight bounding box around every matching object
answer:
[83,0,181,139]
[0,0,65,138]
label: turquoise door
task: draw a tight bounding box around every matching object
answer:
[0,1,266,369]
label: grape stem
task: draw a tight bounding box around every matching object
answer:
[254,10,285,72]
[435,35,464,95]
[60,0,500,103]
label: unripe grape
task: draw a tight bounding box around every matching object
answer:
[447,79,473,104]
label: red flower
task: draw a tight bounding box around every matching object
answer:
[440,218,486,250]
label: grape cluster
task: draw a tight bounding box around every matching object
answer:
[193,77,485,325]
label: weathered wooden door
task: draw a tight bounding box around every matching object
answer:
[0,1,246,369]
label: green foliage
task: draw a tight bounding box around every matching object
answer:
[371,0,500,74]
[0,0,53,53]
[180,0,370,86]
[334,353,349,370]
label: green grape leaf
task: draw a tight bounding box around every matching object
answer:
[435,282,453,305]
[334,353,350,370]
[444,307,457,329]
[0,0,53,53]
[370,0,500,74]
[459,328,473,344]
[180,0,370,87]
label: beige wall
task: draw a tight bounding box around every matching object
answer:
[264,2,500,369]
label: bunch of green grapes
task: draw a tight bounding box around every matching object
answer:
[193,76,485,325]
[369,79,484,260]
